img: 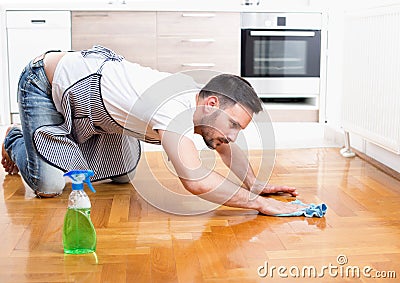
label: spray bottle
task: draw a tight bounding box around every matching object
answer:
[62,170,97,254]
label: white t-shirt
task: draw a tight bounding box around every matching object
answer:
[52,52,198,143]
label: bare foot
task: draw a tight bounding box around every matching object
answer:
[1,126,19,175]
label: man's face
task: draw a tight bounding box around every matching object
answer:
[199,103,253,149]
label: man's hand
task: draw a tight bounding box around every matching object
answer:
[250,180,299,197]
[256,197,304,216]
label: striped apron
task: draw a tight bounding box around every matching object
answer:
[33,46,141,181]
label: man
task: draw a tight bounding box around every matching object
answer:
[2,46,302,215]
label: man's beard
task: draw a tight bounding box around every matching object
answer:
[201,127,229,150]
[203,136,216,150]
[199,111,221,150]
[200,126,217,149]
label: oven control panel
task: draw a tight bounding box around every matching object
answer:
[241,12,322,29]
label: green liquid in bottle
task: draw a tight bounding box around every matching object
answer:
[63,208,96,254]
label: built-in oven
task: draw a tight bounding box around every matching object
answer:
[241,12,324,121]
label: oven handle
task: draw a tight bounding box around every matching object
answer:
[250,31,316,37]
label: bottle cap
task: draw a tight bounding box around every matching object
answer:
[64,170,96,193]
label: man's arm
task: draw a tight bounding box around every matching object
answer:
[158,130,301,215]
[215,142,298,196]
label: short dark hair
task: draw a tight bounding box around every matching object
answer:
[199,74,263,113]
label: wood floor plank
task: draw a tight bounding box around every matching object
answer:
[150,243,178,283]
[209,225,248,269]
[91,199,113,228]
[194,232,227,279]
[100,262,127,283]
[107,194,131,225]
[0,223,28,257]
[173,238,205,283]
[126,254,152,283]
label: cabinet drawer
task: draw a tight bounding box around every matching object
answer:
[157,12,239,36]
[157,59,239,74]
[7,11,71,29]
[72,11,156,35]
[157,36,239,61]
[158,55,239,74]
[73,35,156,68]
[72,11,157,68]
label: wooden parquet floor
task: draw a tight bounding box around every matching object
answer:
[0,148,399,282]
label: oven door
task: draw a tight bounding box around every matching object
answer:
[241,29,321,77]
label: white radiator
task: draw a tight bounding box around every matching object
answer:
[342,5,400,154]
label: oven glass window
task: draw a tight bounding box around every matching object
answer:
[241,30,321,77]
[254,39,307,75]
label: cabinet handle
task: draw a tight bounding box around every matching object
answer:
[181,13,216,18]
[181,38,215,43]
[74,13,109,17]
[31,19,46,24]
[181,63,216,67]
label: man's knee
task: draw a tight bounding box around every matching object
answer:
[35,176,65,198]
[33,165,65,198]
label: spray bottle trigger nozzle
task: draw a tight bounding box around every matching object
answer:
[85,177,96,193]
[63,170,96,193]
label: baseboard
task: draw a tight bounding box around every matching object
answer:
[352,147,400,182]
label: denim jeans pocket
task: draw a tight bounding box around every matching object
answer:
[25,73,51,95]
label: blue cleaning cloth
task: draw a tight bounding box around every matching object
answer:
[275,200,328,218]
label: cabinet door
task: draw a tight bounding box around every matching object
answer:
[72,12,157,68]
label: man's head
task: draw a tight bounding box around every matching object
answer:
[199,74,263,114]
[194,74,263,149]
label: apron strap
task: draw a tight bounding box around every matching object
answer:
[81,45,125,74]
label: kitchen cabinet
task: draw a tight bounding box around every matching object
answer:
[157,12,240,74]
[6,11,71,123]
[71,11,240,74]
[72,11,157,69]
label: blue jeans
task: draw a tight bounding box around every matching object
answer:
[4,55,66,197]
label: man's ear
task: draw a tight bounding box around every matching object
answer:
[203,96,220,113]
